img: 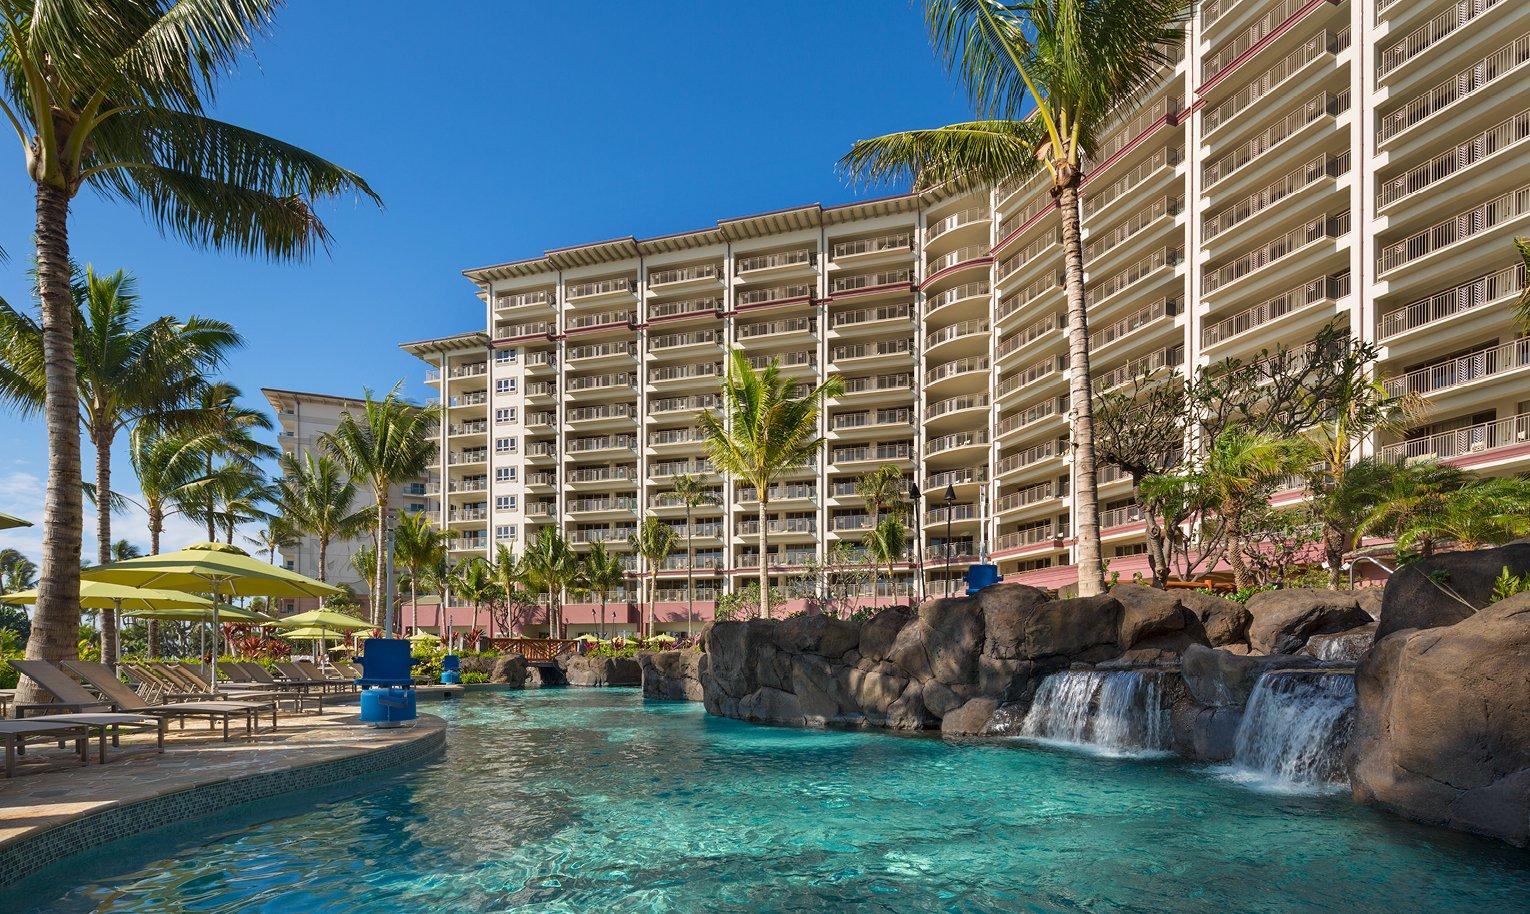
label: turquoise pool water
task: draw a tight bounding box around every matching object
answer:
[13,689,1530,913]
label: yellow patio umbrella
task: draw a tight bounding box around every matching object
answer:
[0,512,32,530]
[1,581,213,612]
[273,609,374,631]
[407,630,440,643]
[82,542,343,687]
[282,626,335,640]
[126,603,282,624]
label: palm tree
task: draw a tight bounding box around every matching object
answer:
[455,557,499,645]
[0,549,38,595]
[581,542,626,640]
[1515,237,1530,331]
[425,556,462,640]
[1395,476,1530,554]
[0,267,239,668]
[244,517,298,565]
[521,526,581,639]
[323,387,440,628]
[669,473,716,638]
[129,427,215,555]
[863,516,910,610]
[1355,460,1470,559]
[161,382,276,542]
[350,544,380,627]
[273,452,369,585]
[207,461,275,544]
[630,519,678,638]
[700,350,843,617]
[856,464,908,526]
[1,5,379,704]
[841,0,1190,596]
[397,512,452,634]
[1194,427,1314,591]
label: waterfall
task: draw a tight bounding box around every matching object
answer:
[1227,670,1355,790]
[1020,670,1170,756]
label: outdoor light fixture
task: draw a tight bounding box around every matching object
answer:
[944,482,957,597]
[909,479,923,603]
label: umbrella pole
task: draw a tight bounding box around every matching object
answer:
[210,581,222,689]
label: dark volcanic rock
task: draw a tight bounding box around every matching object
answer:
[1179,643,1323,708]
[940,697,999,735]
[559,654,642,687]
[1351,592,1530,846]
[1304,623,1377,663]
[1178,590,1252,649]
[489,654,527,686]
[1376,542,1530,639]
[638,649,703,701]
[1110,585,1210,652]
[1246,588,1373,654]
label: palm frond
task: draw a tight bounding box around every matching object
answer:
[840,119,1046,191]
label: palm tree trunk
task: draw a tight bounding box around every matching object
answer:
[93,427,119,670]
[410,581,419,634]
[685,505,694,638]
[19,182,83,709]
[1226,508,1251,591]
[1056,175,1106,597]
[147,505,163,658]
[205,454,216,542]
[374,490,389,628]
[758,496,769,619]
[317,535,328,582]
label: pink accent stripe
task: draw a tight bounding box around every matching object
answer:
[566,321,630,336]
[646,309,722,325]
[1195,0,1335,96]
[990,208,1054,256]
[825,282,917,303]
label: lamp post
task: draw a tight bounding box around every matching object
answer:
[909,479,923,604]
[944,482,957,597]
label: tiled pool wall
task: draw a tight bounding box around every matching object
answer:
[0,719,446,887]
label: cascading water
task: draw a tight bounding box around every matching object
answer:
[1227,670,1356,790]
[1019,670,1170,756]
[1308,629,1373,663]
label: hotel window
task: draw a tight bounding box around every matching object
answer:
[495,347,515,364]
[496,524,516,541]
[495,407,517,424]
[495,467,512,482]
[496,377,517,394]
[496,437,516,454]
[496,495,517,511]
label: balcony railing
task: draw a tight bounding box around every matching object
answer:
[569,435,636,453]
[926,394,988,420]
[832,338,913,362]
[649,297,720,319]
[447,421,487,436]
[997,355,1062,398]
[526,410,556,426]
[832,231,912,259]
[1091,96,1180,167]
[736,482,816,502]
[926,244,989,275]
[449,392,487,407]
[746,351,815,370]
[647,428,703,446]
[1084,146,1181,218]
[1203,0,1313,75]
[566,277,635,300]
[1203,274,1343,347]
[649,362,722,383]
[925,356,988,385]
[447,362,486,379]
[650,459,713,478]
[567,342,635,361]
[526,441,556,458]
[840,373,914,395]
[736,284,812,306]
[1204,214,1345,293]
[926,206,987,242]
[567,372,635,391]
[996,440,1059,475]
[1101,503,1145,528]
[650,394,719,414]
[927,429,989,455]
[997,276,1058,322]
[1378,184,1530,275]
[1379,263,1526,340]
[651,329,718,350]
[567,310,633,330]
[1378,109,1530,210]
[1378,33,1530,144]
[648,263,719,286]
[447,450,487,466]
[925,504,979,524]
[996,396,1063,437]
[1093,345,1184,393]
[738,316,815,339]
[568,496,638,513]
[1379,0,1509,77]
[1381,412,1530,464]
[1384,338,1530,398]
[570,466,637,483]
[1204,32,1338,135]
[997,312,1060,360]
[1083,196,1181,262]
[1204,154,1344,240]
[1087,246,1181,305]
[831,303,912,328]
[736,249,814,274]
[833,442,913,463]
[1097,297,1175,348]
[998,193,1051,240]
[832,407,913,430]
[830,269,912,294]
[831,513,874,532]
[1204,92,1347,189]
[494,289,552,310]
[999,232,1064,286]
[499,320,552,338]
[997,482,1055,513]
[568,403,635,423]
[995,524,1056,551]
[925,467,983,490]
[649,488,724,508]
[925,281,989,314]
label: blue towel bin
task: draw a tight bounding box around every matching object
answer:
[359,686,416,728]
[440,670,461,685]
[966,563,1001,595]
[442,654,460,672]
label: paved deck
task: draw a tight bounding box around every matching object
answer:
[0,708,445,885]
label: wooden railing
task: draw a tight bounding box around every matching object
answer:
[490,638,579,661]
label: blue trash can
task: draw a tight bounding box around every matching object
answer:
[966,563,1001,595]
[358,686,417,728]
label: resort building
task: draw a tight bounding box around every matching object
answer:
[263,388,431,615]
[402,0,1530,630]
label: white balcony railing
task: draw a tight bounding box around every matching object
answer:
[1380,413,1530,464]
[1203,275,1342,347]
[1384,338,1530,398]
[1378,263,1526,340]
[1378,33,1530,144]
[1204,214,1345,293]
[1378,109,1530,210]
[831,232,912,259]
[736,249,813,274]
[1378,184,1530,275]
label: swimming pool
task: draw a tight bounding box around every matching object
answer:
[13,689,1530,913]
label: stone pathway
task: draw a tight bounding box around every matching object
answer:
[0,709,444,847]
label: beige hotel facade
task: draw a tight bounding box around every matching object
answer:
[338,0,1529,634]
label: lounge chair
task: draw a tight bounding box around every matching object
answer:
[229,663,326,712]
[0,720,89,777]
[25,712,166,763]
[122,663,218,702]
[61,661,276,740]
[294,661,355,692]
[9,660,113,717]
[172,664,284,703]
[217,661,256,683]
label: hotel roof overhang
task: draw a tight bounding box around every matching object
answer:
[261,387,370,411]
[398,330,491,358]
[460,191,922,288]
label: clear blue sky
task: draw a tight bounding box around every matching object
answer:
[0,0,973,563]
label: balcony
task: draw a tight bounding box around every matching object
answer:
[926,244,989,276]
[995,524,1058,551]
[831,302,912,331]
[498,320,552,339]
[925,281,989,316]
[525,351,556,371]
[736,284,813,307]
[832,339,913,363]
[1094,345,1184,394]
[569,435,636,454]
[1380,0,1509,78]
[996,440,1059,476]
[996,355,1061,399]
[1378,33,1530,145]
[832,442,913,465]
[447,362,486,380]
[526,441,557,458]
[998,194,1051,241]
[569,466,637,484]
[567,372,636,392]
[830,269,913,296]
[447,508,488,523]
[737,316,815,340]
[526,410,556,427]
[996,312,1060,361]
[571,526,636,545]
[1377,107,1530,211]
[651,329,719,351]
[1203,0,1316,75]
[839,373,914,397]
[447,421,487,437]
[997,277,1059,324]
[1091,96,1180,168]
[566,277,636,302]
[925,467,984,490]
[568,496,638,514]
[736,249,814,275]
[1083,196,1181,262]
[925,356,988,386]
[648,363,722,385]
[927,429,989,457]
[831,407,913,431]
[1084,146,1181,219]
[745,351,815,372]
[1381,412,1530,464]
[567,341,635,362]
[1377,185,1530,275]
[650,394,719,415]
[1087,246,1181,308]
[493,289,552,311]
[448,392,487,408]
[925,206,987,243]
[650,459,713,479]
[737,517,818,536]
[997,482,1056,513]
[737,482,816,503]
[568,309,633,331]
[997,396,1063,438]
[647,428,704,447]
[446,449,487,466]
[924,504,979,525]
[831,513,874,533]
[567,403,636,424]
[927,394,989,421]
[1203,154,1345,241]
[997,230,1060,283]
[1101,503,1145,529]
[1203,275,1342,348]
[832,231,913,261]
[1203,214,1345,294]
[1096,297,1175,350]
[447,478,488,494]
[648,263,720,287]
[649,297,721,320]
[1204,92,1348,191]
[1379,263,1525,340]
[1384,338,1530,398]
[1204,32,1339,136]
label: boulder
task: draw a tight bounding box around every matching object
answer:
[994,593,1123,662]
[1246,589,1373,654]
[1179,590,1252,649]
[738,686,805,727]
[559,654,642,687]
[1376,542,1530,639]
[1109,585,1209,652]
[1303,623,1377,663]
[774,612,860,659]
[858,606,915,662]
[1350,592,1530,846]
[638,649,703,701]
[1179,643,1322,708]
[917,596,985,685]
[489,654,528,686]
[525,663,564,687]
[1169,701,1242,762]
[940,697,999,735]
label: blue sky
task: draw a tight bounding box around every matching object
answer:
[0,1,973,563]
